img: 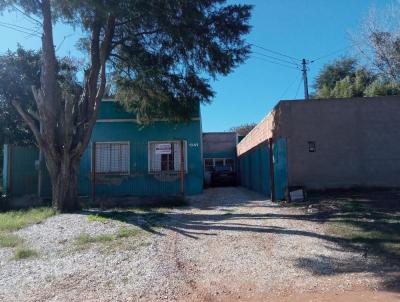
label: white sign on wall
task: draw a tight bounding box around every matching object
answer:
[155,143,172,154]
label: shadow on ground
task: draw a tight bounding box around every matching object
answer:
[82,187,400,293]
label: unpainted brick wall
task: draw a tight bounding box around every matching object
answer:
[236,110,276,156]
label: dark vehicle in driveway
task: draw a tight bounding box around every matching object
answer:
[211,165,236,186]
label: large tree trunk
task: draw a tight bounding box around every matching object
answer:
[12,1,115,212]
[50,158,80,212]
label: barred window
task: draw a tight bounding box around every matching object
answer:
[148,141,187,173]
[203,158,235,171]
[95,142,130,174]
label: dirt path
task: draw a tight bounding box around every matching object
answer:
[154,187,399,301]
[0,187,398,301]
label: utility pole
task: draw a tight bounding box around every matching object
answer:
[301,58,309,100]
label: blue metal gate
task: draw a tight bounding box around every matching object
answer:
[238,138,288,200]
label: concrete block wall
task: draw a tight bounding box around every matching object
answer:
[281,97,400,189]
[237,96,400,190]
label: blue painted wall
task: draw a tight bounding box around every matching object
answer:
[2,144,8,194]
[238,138,288,200]
[3,145,39,197]
[238,143,271,196]
[273,138,288,200]
[79,119,203,197]
[4,101,203,198]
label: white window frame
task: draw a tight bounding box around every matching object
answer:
[92,141,131,175]
[203,158,235,170]
[148,140,188,174]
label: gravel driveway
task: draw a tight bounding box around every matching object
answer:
[0,187,397,301]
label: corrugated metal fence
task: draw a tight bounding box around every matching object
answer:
[91,141,186,199]
[238,138,288,200]
[2,145,39,197]
[3,141,188,199]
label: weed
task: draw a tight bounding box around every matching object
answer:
[75,233,114,246]
[0,207,55,232]
[0,233,23,248]
[13,247,39,260]
[116,227,142,238]
[87,214,109,223]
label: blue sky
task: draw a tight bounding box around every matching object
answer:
[0,0,389,131]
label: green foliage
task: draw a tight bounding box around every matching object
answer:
[0,207,55,232]
[75,233,115,245]
[116,227,142,238]
[107,0,251,121]
[0,47,40,146]
[0,47,81,146]
[0,233,23,247]
[87,214,109,223]
[364,80,400,96]
[7,0,251,122]
[327,198,400,257]
[313,57,400,99]
[12,247,39,260]
[74,227,145,250]
[314,58,360,92]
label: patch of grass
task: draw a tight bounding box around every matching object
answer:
[0,233,24,248]
[116,227,142,238]
[75,233,114,246]
[0,207,55,232]
[87,214,109,223]
[13,247,39,260]
[324,198,400,257]
[75,227,145,250]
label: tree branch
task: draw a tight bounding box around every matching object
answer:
[72,14,116,160]
[12,100,44,149]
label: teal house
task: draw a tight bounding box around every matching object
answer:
[3,99,203,198]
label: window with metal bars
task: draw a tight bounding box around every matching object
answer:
[94,142,130,175]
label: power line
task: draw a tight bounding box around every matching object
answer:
[12,5,42,26]
[250,43,301,62]
[56,34,74,51]
[294,74,303,99]
[0,23,41,37]
[252,50,300,67]
[279,71,302,100]
[0,21,40,33]
[250,56,300,70]
[311,42,363,63]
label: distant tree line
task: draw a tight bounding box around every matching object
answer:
[313,3,400,99]
[312,57,400,99]
[230,123,256,136]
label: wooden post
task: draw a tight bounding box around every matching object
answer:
[180,140,185,195]
[8,144,13,195]
[91,142,96,202]
[268,139,275,202]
